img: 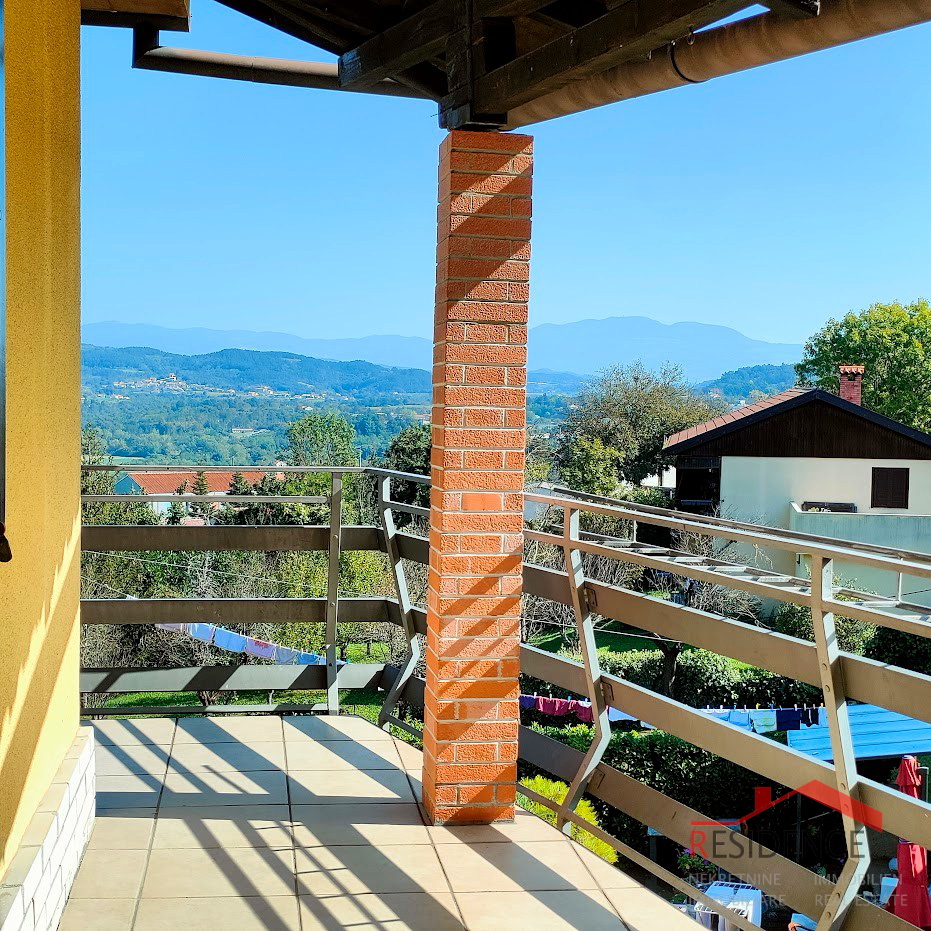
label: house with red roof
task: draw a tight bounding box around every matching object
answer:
[663,366,931,602]
[114,470,268,515]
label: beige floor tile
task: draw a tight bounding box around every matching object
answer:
[299,892,464,930]
[168,740,285,773]
[69,849,148,899]
[88,809,156,849]
[141,846,296,898]
[96,743,171,777]
[570,844,643,890]
[96,774,164,809]
[291,803,429,847]
[58,897,136,930]
[392,739,424,769]
[283,714,394,742]
[436,840,597,893]
[293,844,450,896]
[160,769,288,807]
[288,769,415,805]
[134,895,300,930]
[152,805,292,849]
[455,890,626,930]
[429,809,561,845]
[603,887,699,930]
[90,718,176,746]
[285,739,402,771]
[174,715,284,744]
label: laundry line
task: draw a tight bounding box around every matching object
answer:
[156,621,347,667]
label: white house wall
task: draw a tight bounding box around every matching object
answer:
[719,456,931,604]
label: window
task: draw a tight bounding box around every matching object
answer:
[871,467,909,509]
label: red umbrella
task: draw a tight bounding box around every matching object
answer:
[886,757,931,929]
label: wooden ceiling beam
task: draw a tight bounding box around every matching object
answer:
[474,0,751,113]
[339,0,553,90]
[81,0,190,31]
[760,0,820,18]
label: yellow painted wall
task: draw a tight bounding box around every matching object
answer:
[0,0,81,876]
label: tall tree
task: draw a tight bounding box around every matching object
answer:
[555,363,723,486]
[286,412,359,467]
[379,423,431,510]
[796,300,931,430]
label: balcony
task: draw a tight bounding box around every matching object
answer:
[61,713,685,930]
[66,465,931,929]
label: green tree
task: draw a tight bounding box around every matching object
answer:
[795,300,931,429]
[379,423,431,510]
[555,436,621,496]
[286,412,359,467]
[556,363,723,486]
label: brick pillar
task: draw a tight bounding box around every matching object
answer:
[422,130,533,825]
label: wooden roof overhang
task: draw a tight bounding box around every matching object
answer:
[82,0,931,129]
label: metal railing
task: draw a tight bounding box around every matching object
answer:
[80,465,931,929]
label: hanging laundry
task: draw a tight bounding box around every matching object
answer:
[800,707,818,728]
[536,696,571,716]
[749,709,777,734]
[213,628,247,653]
[188,623,215,644]
[575,701,594,724]
[296,651,322,665]
[245,637,276,660]
[775,709,802,731]
[727,709,751,729]
[274,646,298,664]
[519,695,536,711]
[156,623,185,633]
[817,707,828,727]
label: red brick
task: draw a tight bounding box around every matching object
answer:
[426,129,531,827]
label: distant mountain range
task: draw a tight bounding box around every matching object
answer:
[82,316,802,383]
[697,363,797,404]
[82,344,584,398]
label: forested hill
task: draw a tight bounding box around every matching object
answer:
[82,345,433,398]
[697,363,796,404]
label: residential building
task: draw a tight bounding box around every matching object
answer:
[114,469,268,514]
[664,367,931,601]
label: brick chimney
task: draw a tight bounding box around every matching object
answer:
[838,365,864,406]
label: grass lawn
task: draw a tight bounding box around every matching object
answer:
[531,620,675,655]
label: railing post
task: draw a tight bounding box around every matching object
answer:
[377,475,421,729]
[557,505,612,831]
[325,472,343,715]
[810,555,870,930]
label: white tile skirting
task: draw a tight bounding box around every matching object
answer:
[0,728,96,931]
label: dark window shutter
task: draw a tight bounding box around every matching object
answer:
[871,467,909,508]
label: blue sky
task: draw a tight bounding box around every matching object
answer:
[82,3,931,345]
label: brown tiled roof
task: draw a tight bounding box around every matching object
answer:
[125,471,269,494]
[664,388,811,449]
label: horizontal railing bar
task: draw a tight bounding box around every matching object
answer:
[823,597,931,638]
[385,500,429,518]
[80,663,386,693]
[365,467,431,485]
[82,464,369,474]
[551,483,931,568]
[81,596,392,625]
[380,664,426,709]
[527,492,931,580]
[80,703,325,716]
[526,567,931,730]
[81,525,383,553]
[382,714,423,738]
[527,528,813,608]
[395,532,428,564]
[82,494,328,503]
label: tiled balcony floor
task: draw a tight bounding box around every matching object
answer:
[62,714,695,930]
